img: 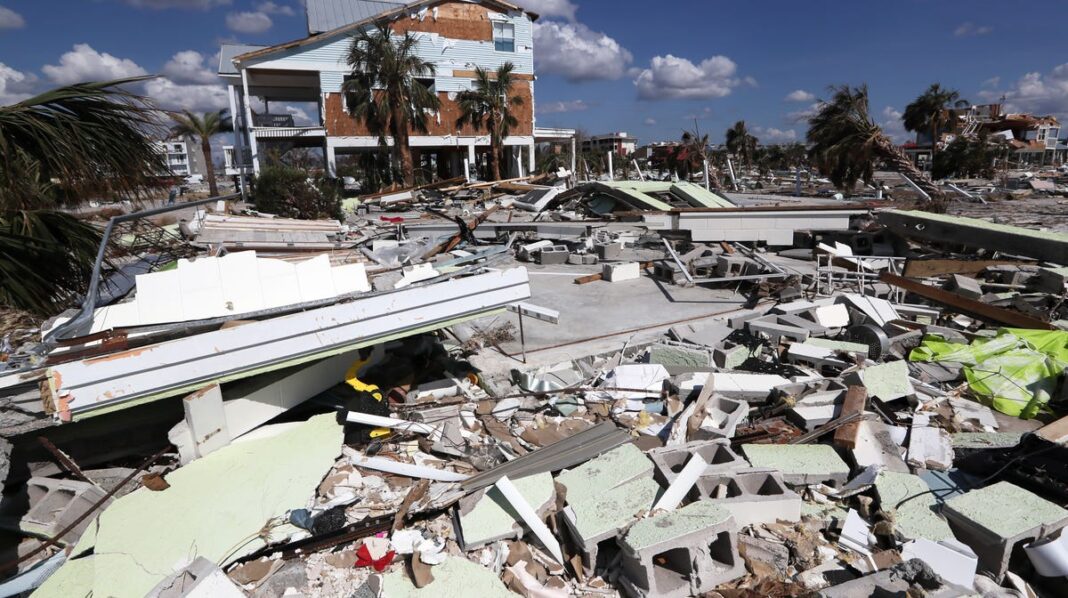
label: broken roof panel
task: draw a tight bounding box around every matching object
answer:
[305,0,413,35]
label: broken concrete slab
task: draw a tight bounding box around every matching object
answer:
[907,416,954,471]
[36,414,343,597]
[813,304,850,329]
[381,556,514,597]
[818,558,973,598]
[785,343,850,371]
[943,274,983,300]
[646,342,712,368]
[874,471,956,543]
[747,318,811,344]
[850,420,909,473]
[458,472,555,550]
[738,535,790,578]
[618,501,744,597]
[695,372,792,402]
[740,444,850,486]
[943,481,1068,580]
[846,360,914,401]
[145,556,244,598]
[900,538,978,589]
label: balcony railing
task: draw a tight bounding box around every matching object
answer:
[252,113,296,128]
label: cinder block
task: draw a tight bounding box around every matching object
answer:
[691,395,747,440]
[746,317,810,344]
[716,255,758,277]
[653,261,688,284]
[603,261,640,282]
[943,274,983,300]
[518,240,553,261]
[537,245,570,265]
[686,469,802,527]
[777,314,830,337]
[595,241,622,260]
[14,477,113,542]
[741,444,850,487]
[567,253,597,265]
[618,502,744,598]
[943,481,1068,581]
[648,440,748,485]
[727,309,765,330]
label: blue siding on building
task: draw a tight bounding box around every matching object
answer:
[244,11,533,95]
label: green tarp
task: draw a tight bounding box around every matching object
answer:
[909,328,1068,419]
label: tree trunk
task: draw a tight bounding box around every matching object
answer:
[391,105,415,186]
[489,129,501,181]
[875,135,948,212]
[201,137,218,197]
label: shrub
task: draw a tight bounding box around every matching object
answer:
[252,165,341,220]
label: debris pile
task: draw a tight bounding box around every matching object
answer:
[1,177,1068,597]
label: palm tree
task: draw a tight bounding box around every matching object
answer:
[679,128,722,188]
[344,21,440,186]
[724,120,758,173]
[807,84,948,211]
[903,84,967,161]
[456,63,525,182]
[0,77,166,315]
[169,109,231,196]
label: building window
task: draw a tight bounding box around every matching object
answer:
[493,21,515,52]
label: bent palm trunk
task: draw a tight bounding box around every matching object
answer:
[874,136,948,211]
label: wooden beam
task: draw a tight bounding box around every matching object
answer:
[833,386,868,449]
[879,272,1055,330]
[902,258,1030,278]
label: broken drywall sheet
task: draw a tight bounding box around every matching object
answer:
[35,414,343,598]
[381,556,514,597]
[458,472,555,549]
[52,252,371,334]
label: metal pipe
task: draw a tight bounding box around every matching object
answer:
[661,238,694,285]
[43,194,240,345]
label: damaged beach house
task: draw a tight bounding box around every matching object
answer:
[2,1,1068,598]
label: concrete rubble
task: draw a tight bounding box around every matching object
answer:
[1,166,1068,598]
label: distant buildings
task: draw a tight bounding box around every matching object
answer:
[904,103,1065,167]
[582,132,637,157]
[154,136,208,179]
[218,0,573,180]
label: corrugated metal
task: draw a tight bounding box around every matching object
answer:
[219,44,266,74]
[306,0,414,34]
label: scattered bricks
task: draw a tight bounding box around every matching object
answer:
[738,535,790,578]
[602,261,640,282]
[741,444,850,487]
[777,314,830,338]
[653,261,688,285]
[943,274,983,300]
[567,253,597,265]
[595,241,622,260]
[618,502,744,598]
[943,481,1068,581]
[685,469,802,528]
[648,440,748,485]
[845,360,914,402]
[9,477,113,542]
[833,386,868,450]
[536,245,570,265]
[747,318,810,344]
[691,395,747,440]
[727,309,765,330]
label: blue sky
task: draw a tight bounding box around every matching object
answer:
[1,0,1066,146]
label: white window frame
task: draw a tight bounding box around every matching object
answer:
[493,21,515,52]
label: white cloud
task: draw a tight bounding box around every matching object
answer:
[0,6,25,29]
[43,44,148,85]
[752,126,797,143]
[283,104,312,125]
[0,63,37,104]
[226,11,272,34]
[257,1,295,16]
[538,99,589,114]
[161,50,217,84]
[784,89,815,103]
[787,102,821,123]
[979,63,1068,118]
[533,21,632,82]
[634,54,747,101]
[954,22,993,37]
[145,77,228,113]
[513,0,577,22]
[879,106,910,143]
[123,0,232,8]
[644,117,656,126]
[982,76,1000,88]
